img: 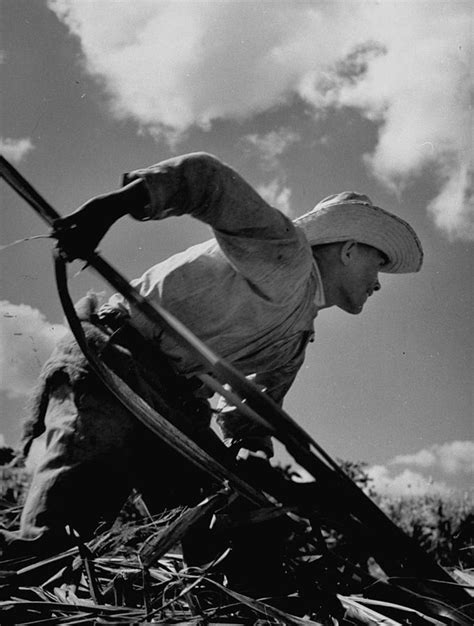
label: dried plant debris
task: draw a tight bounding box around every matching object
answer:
[1,489,473,626]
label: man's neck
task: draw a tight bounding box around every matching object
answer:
[312,258,327,309]
[312,253,340,310]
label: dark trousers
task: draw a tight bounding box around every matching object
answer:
[2,322,299,598]
[2,323,220,559]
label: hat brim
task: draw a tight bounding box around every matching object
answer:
[294,203,423,274]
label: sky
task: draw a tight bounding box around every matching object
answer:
[1,0,472,497]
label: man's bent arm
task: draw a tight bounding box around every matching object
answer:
[58,152,309,287]
[123,152,312,294]
[124,152,287,234]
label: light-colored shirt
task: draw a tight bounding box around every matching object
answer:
[109,152,324,453]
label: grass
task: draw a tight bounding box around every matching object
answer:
[377,493,474,569]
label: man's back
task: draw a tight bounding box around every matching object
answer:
[110,233,320,380]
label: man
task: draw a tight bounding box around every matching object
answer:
[2,152,423,574]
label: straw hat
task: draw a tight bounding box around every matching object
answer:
[293,191,423,274]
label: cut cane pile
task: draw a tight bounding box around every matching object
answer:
[1,479,473,626]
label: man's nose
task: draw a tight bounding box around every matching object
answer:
[373,279,381,292]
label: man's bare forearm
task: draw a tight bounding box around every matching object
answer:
[54,178,150,259]
[106,177,150,223]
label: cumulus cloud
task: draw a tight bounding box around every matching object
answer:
[0,137,34,163]
[0,301,67,398]
[48,1,472,239]
[244,128,298,214]
[391,441,474,476]
[257,179,292,215]
[288,461,454,496]
[367,465,452,498]
[244,129,300,170]
[314,4,473,241]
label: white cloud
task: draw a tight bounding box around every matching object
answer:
[48,1,472,240]
[316,3,473,241]
[427,164,473,242]
[0,137,34,163]
[391,441,474,476]
[0,301,67,398]
[257,179,292,215]
[48,1,308,133]
[244,129,300,169]
[245,129,298,214]
[367,465,452,498]
[391,448,436,469]
[244,129,298,214]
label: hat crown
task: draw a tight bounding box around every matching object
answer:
[293,190,423,274]
[316,191,373,209]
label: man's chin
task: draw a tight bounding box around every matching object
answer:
[338,301,365,315]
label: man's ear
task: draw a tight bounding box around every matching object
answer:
[340,240,357,266]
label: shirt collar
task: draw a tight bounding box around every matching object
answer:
[312,258,326,309]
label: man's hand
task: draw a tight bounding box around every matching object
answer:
[53,194,122,261]
[235,449,282,495]
[235,448,270,462]
[235,449,322,510]
[52,178,149,261]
